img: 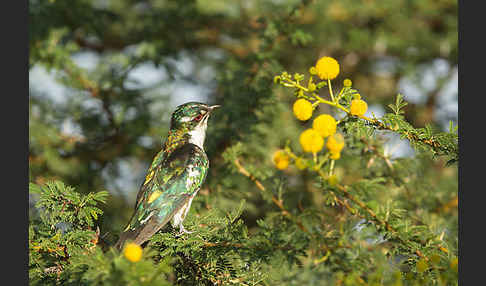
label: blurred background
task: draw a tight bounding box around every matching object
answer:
[29,0,457,242]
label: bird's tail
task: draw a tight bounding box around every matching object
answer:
[114,220,164,250]
[114,229,138,250]
[115,210,176,250]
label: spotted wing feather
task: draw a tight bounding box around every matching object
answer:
[115,144,208,249]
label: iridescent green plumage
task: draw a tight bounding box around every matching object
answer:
[115,102,219,249]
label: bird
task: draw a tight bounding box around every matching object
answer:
[115,102,220,249]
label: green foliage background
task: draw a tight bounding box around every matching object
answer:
[29,0,458,285]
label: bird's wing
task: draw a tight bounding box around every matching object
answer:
[116,144,208,247]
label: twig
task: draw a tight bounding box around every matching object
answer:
[280,75,456,157]
[202,241,295,252]
[233,158,308,233]
[318,170,443,260]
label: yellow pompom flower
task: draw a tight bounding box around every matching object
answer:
[293,99,313,121]
[329,151,341,160]
[312,114,337,138]
[343,79,352,87]
[299,129,324,153]
[123,242,142,262]
[326,133,345,154]
[350,99,368,116]
[272,150,290,170]
[315,56,340,80]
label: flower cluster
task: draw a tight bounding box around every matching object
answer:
[273,150,290,170]
[300,114,342,156]
[273,56,371,177]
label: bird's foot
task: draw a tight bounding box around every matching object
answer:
[176,225,194,236]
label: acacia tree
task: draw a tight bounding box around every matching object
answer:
[29,0,458,285]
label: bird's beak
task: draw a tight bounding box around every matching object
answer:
[209,105,221,112]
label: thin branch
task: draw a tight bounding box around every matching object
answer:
[233,158,308,233]
[318,169,449,260]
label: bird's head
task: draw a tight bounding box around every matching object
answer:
[169,102,220,148]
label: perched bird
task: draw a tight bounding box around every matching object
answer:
[115,102,220,249]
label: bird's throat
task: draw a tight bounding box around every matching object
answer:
[188,128,206,150]
[163,116,208,155]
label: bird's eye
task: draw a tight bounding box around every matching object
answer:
[194,114,203,121]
